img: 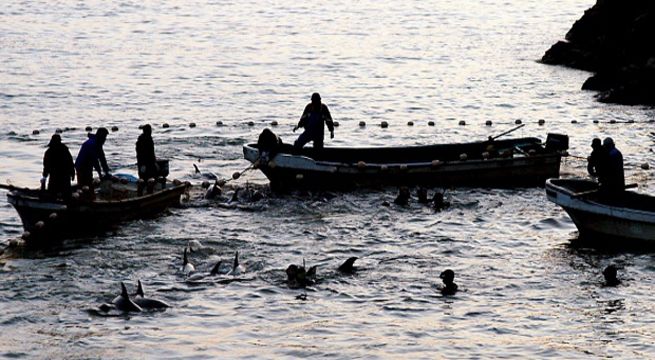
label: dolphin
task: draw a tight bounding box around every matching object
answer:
[182,247,195,275]
[112,282,143,312]
[210,260,223,276]
[133,280,170,309]
[338,257,358,274]
[228,251,245,276]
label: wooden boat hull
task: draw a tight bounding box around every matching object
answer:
[6,181,187,238]
[244,135,567,190]
[545,178,655,242]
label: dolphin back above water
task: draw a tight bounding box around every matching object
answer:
[112,282,143,312]
[133,280,170,309]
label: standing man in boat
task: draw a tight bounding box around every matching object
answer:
[41,134,75,199]
[75,127,111,189]
[292,92,334,149]
[136,124,157,180]
[587,137,604,178]
[598,137,625,194]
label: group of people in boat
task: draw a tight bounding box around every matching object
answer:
[586,137,625,194]
[41,125,159,199]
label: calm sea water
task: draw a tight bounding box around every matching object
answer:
[2,0,655,358]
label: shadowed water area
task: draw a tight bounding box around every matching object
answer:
[1,0,655,358]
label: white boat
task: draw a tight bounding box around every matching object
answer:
[545,178,655,242]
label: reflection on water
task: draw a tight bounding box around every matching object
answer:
[1,0,655,358]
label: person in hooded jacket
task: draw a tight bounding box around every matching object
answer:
[293,92,334,149]
[598,137,625,195]
[42,134,75,199]
[136,124,157,180]
[75,127,111,188]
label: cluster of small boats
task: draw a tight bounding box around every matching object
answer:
[3,126,654,245]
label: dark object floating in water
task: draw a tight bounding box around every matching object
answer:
[546,178,655,243]
[111,126,119,132]
[244,130,569,191]
[603,265,620,286]
[428,121,435,126]
[85,126,92,132]
[439,269,458,295]
[189,122,196,128]
[32,130,39,135]
[338,257,358,274]
[162,123,170,128]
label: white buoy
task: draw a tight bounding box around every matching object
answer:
[357,161,366,169]
[296,174,304,180]
[459,153,468,161]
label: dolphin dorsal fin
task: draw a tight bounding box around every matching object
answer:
[183,247,189,266]
[121,282,130,299]
[210,260,222,276]
[136,280,145,297]
[233,251,239,269]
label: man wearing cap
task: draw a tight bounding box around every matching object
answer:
[75,127,111,188]
[136,124,158,180]
[293,92,335,149]
[42,134,75,199]
[598,137,624,194]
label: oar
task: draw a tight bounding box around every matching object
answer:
[0,184,18,191]
[488,123,526,141]
[572,183,638,198]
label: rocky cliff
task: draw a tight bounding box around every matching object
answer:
[542,0,655,105]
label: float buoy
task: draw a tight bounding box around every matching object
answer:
[609,119,617,124]
[357,161,366,169]
[431,160,441,167]
[458,120,466,126]
[111,126,119,132]
[571,120,577,124]
[32,130,40,135]
[271,121,278,126]
[296,174,304,180]
[359,121,366,127]
[641,163,650,170]
[216,121,223,126]
[55,128,63,134]
[247,121,254,127]
[485,120,492,126]
[538,119,545,125]
[189,122,196,128]
[48,213,57,221]
[162,123,170,128]
[515,119,522,125]
[333,121,340,127]
[593,120,599,124]
[459,153,468,161]
[428,121,435,126]
[380,121,388,128]
[232,172,241,180]
[407,121,414,126]
[85,126,92,132]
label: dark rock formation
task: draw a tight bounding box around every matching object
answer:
[542,1,655,105]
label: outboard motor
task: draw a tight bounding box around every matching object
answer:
[257,128,283,164]
[545,133,569,152]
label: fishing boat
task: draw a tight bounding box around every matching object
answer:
[545,178,655,242]
[4,177,187,241]
[243,130,569,190]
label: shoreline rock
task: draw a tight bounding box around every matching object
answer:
[542,1,655,105]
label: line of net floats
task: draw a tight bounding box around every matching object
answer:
[28,117,655,136]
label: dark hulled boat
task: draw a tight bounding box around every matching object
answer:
[244,133,569,191]
[5,178,187,240]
